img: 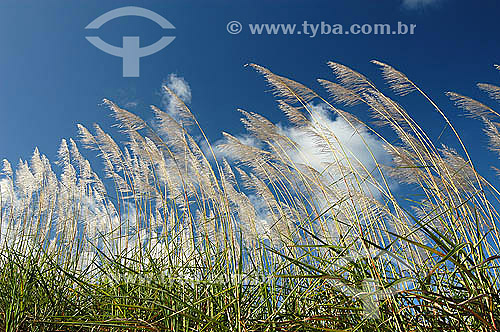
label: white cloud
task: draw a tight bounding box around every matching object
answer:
[161,73,192,115]
[209,103,392,195]
[281,103,391,181]
[402,0,440,9]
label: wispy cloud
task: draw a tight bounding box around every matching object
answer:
[161,73,192,116]
[278,103,392,195]
[210,103,392,198]
[209,103,391,181]
[402,0,440,9]
[124,101,139,109]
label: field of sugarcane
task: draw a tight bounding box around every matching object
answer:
[1,61,500,331]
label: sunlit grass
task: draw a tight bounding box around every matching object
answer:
[0,60,499,331]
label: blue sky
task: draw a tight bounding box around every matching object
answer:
[1,0,499,180]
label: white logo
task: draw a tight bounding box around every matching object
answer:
[85,7,175,77]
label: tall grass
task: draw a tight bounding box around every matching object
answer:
[0,60,499,331]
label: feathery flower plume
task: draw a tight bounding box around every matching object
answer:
[327,61,376,95]
[447,92,500,120]
[477,83,500,102]
[371,60,417,96]
[317,79,363,106]
[103,98,147,132]
[162,85,195,125]
[248,63,317,104]
[2,159,13,178]
[278,101,309,127]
